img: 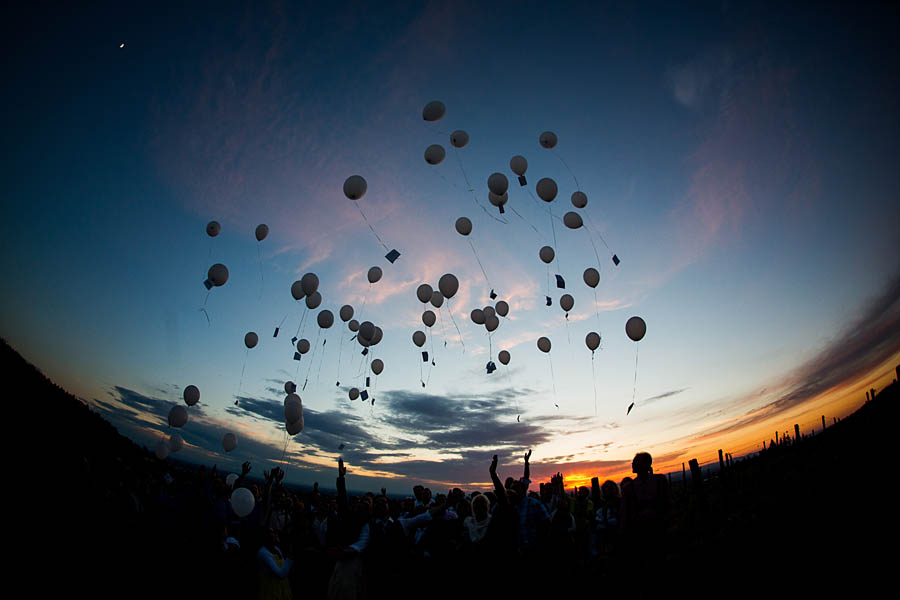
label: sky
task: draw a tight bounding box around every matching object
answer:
[3,1,899,493]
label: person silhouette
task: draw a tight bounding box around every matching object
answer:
[620,452,670,588]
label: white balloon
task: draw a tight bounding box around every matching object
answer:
[536,178,558,202]
[343,175,367,200]
[244,331,258,349]
[155,440,170,460]
[169,433,183,453]
[305,291,322,309]
[626,316,647,342]
[255,224,269,241]
[560,294,574,312]
[438,273,459,299]
[222,432,237,452]
[412,331,426,347]
[422,310,436,327]
[348,319,360,332]
[470,309,485,325]
[487,172,509,196]
[317,310,334,329]
[483,306,496,319]
[359,321,376,342]
[168,405,188,428]
[349,387,360,400]
[455,217,472,236]
[340,305,354,322]
[372,326,384,345]
[583,268,600,288]
[485,315,499,332]
[297,339,311,354]
[586,332,601,351]
[563,211,583,229]
[371,359,384,375]
[301,273,319,296]
[430,290,444,308]
[226,473,239,488]
[495,301,509,317]
[537,337,551,353]
[422,100,446,122]
[424,144,446,165]
[416,284,434,304]
[206,221,221,237]
[450,130,469,148]
[183,385,200,407]
[498,350,510,365]
[539,246,555,264]
[285,393,302,424]
[509,155,528,176]
[208,263,229,287]
[230,487,255,518]
[539,131,558,149]
[488,191,508,207]
[287,415,304,435]
[291,280,305,300]
[571,191,587,209]
[367,266,382,284]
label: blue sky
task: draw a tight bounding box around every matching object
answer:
[3,1,899,491]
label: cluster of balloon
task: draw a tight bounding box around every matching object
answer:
[625,316,647,415]
[284,393,304,434]
[344,175,400,264]
[470,296,510,372]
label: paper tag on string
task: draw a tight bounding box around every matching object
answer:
[360,390,369,401]
[422,351,429,362]
[546,296,552,306]
[490,289,497,300]
[518,176,527,186]
[203,279,213,290]
[612,254,620,266]
[293,352,302,361]
[273,327,279,337]
[555,274,565,288]
[385,249,401,263]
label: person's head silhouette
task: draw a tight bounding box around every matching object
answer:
[632,452,653,477]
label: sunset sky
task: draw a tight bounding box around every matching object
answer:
[3,1,899,492]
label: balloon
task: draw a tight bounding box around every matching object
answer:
[539,131,558,149]
[583,268,600,288]
[424,144,446,165]
[470,309,485,325]
[455,217,472,236]
[255,224,269,241]
[509,155,528,176]
[339,305,354,322]
[560,294,574,312]
[586,332,601,351]
[539,246,555,264]
[450,130,469,148]
[230,487,255,518]
[487,173,509,196]
[488,192,508,207]
[495,301,509,317]
[349,387,360,400]
[498,350,510,365]
[412,331,426,347]
[297,339,311,354]
[536,178,558,202]
[206,221,221,237]
[301,273,319,296]
[285,393,302,424]
[244,332,258,349]
[169,433,183,453]
[208,263,229,287]
[422,100,446,122]
[317,310,334,329]
[563,211,583,229]
[348,319,360,332]
[155,440,170,460]
[571,191,587,209]
[287,415,304,435]
[359,321,375,342]
[284,381,295,393]
[372,327,384,345]
[226,473,239,488]
[625,316,647,342]
[371,359,384,375]
[343,175,367,200]
[183,385,200,406]
[422,310,436,327]
[358,333,371,347]
[168,405,188,428]
[485,315,499,332]
[222,432,237,452]
[438,273,459,299]
[305,291,322,309]
[416,284,434,304]
[291,280,305,300]
[367,266,382,284]
[483,306,496,319]
[537,337,551,353]
[430,290,444,308]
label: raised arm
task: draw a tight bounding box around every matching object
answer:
[489,455,508,505]
[523,449,531,482]
[336,457,349,518]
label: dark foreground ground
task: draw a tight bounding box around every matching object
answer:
[13,338,895,598]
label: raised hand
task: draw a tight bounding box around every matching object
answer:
[524,449,532,463]
[242,461,252,476]
[489,454,498,475]
[338,457,346,478]
[275,467,285,483]
[381,487,387,497]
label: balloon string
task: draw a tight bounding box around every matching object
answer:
[488,332,493,361]
[203,291,210,306]
[546,265,551,300]
[591,352,598,417]
[468,239,492,291]
[553,149,580,189]
[336,332,344,383]
[505,365,520,419]
[631,344,639,410]
[356,203,391,252]
[447,301,466,352]
[257,243,264,301]
[419,356,424,388]
[593,288,601,324]
[451,147,508,225]
[508,204,546,242]
[583,214,613,253]
[199,308,210,326]
[295,306,309,340]
[426,333,435,385]
[303,329,322,391]
[549,353,559,409]
[315,336,328,386]
[238,348,248,394]
[438,305,448,345]
[548,204,562,273]
[280,428,291,464]
[583,226,604,269]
